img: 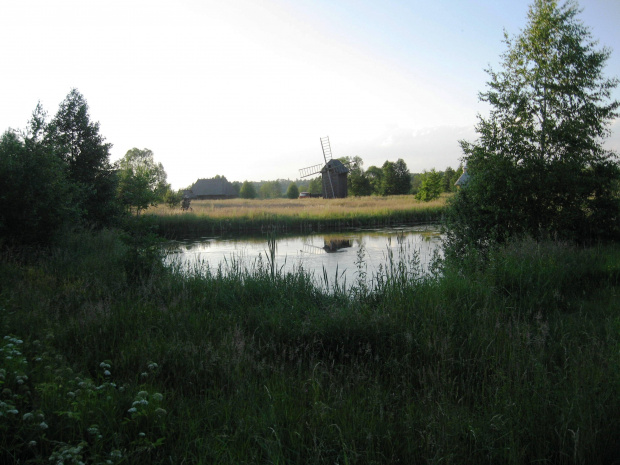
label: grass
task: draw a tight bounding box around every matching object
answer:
[147,195,448,238]
[1,228,619,464]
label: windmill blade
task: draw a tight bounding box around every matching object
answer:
[320,136,333,164]
[299,163,323,178]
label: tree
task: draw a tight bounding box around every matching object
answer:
[259,181,282,199]
[381,159,411,195]
[308,177,322,195]
[410,173,422,195]
[446,0,619,251]
[231,181,242,196]
[286,182,300,199]
[0,117,75,244]
[365,166,383,195]
[442,167,457,192]
[341,156,373,196]
[45,89,119,226]
[117,148,169,215]
[415,169,443,201]
[239,181,257,199]
[163,188,183,209]
[393,158,412,194]
[381,161,398,195]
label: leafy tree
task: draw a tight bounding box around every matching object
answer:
[381,161,398,196]
[45,89,119,226]
[239,181,257,199]
[259,181,282,199]
[381,159,411,195]
[446,0,620,252]
[442,166,457,192]
[349,171,372,196]
[415,169,443,201]
[231,181,242,196]
[0,118,75,244]
[117,148,169,215]
[410,173,422,195]
[342,156,373,196]
[365,166,383,195]
[393,158,412,194]
[163,188,183,209]
[286,182,300,199]
[308,177,323,195]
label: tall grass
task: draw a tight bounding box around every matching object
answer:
[1,229,619,464]
[148,195,448,238]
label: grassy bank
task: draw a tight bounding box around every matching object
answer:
[148,195,447,238]
[1,229,619,464]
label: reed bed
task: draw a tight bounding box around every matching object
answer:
[1,229,619,464]
[148,195,448,238]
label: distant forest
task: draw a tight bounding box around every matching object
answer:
[202,156,463,201]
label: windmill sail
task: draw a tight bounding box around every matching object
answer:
[299,163,323,178]
[320,136,333,163]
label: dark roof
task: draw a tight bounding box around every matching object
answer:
[189,178,237,197]
[321,159,349,175]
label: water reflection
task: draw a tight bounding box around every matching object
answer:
[163,225,442,289]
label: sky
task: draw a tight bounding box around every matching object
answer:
[2,0,619,189]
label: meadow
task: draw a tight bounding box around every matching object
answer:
[148,195,448,238]
[1,226,619,464]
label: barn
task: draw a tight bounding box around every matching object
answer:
[186,177,238,200]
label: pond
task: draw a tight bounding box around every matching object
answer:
[163,225,443,290]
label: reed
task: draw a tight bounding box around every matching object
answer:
[1,229,618,464]
[147,195,448,238]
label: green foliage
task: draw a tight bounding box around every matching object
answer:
[365,165,383,195]
[0,128,75,245]
[259,181,282,199]
[117,148,169,215]
[442,166,457,192]
[163,188,183,209]
[239,180,257,199]
[286,182,299,199]
[230,180,241,196]
[415,169,443,201]
[308,177,323,195]
[447,0,620,251]
[44,89,119,227]
[0,335,167,464]
[341,156,373,196]
[381,158,411,195]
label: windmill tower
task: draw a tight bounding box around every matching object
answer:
[299,136,349,198]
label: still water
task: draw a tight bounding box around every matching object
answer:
[163,225,442,289]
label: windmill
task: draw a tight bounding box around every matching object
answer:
[299,136,349,198]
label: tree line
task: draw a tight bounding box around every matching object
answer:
[233,159,463,200]
[0,89,180,245]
